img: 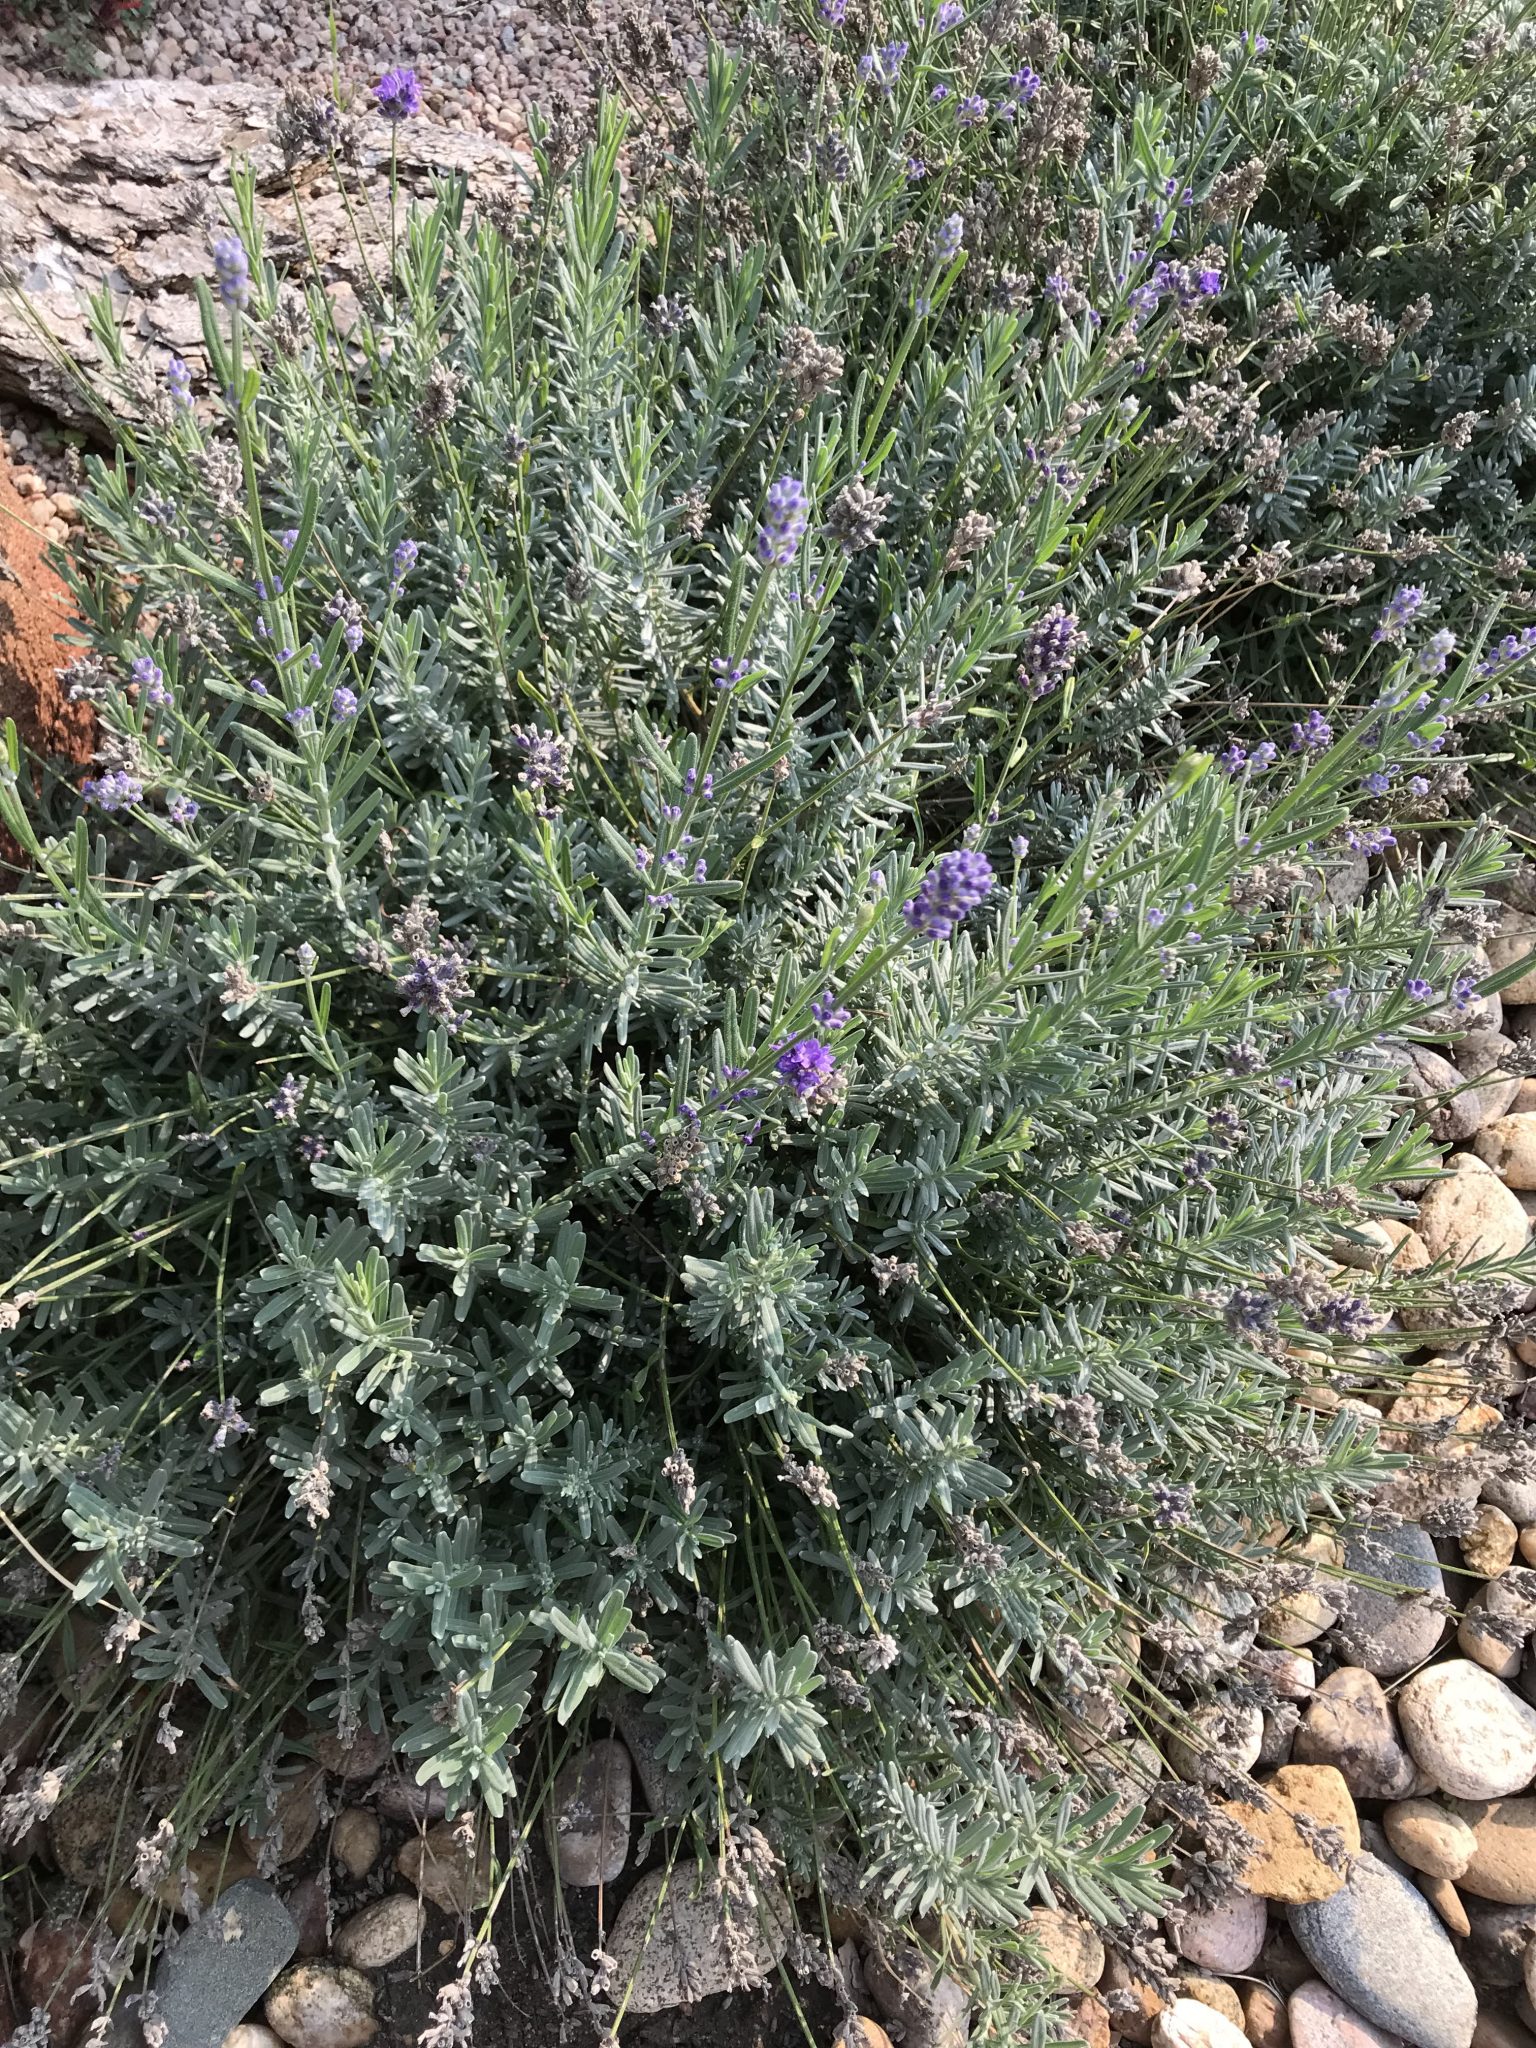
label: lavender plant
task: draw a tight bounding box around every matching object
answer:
[1,3,1532,2034]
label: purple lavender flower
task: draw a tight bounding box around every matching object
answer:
[856,37,909,88]
[248,676,271,698]
[932,213,965,264]
[1151,1482,1194,1528]
[1223,1285,1276,1336]
[510,724,571,806]
[1225,1041,1261,1074]
[167,357,194,408]
[1289,708,1332,753]
[374,66,423,119]
[1372,584,1426,645]
[1361,770,1392,796]
[201,1395,251,1452]
[1403,975,1435,1002]
[1017,606,1083,697]
[1217,740,1248,774]
[817,0,847,22]
[812,990,851,1028]
[1010,63,1041,99]
[756,477,810,568]
[931,82,950,100]
[286,705,315,730]
[1451,973,1479,1011]
[1478,625,1536,679]
[397,945,473,1030]
[268,1073,303,1123]
[907,156,928,181]
[278,527,300,553]
[903,848,995,940]
[298,1134,330,1163]
[297,942,318,976]
[167,794,199,826]
[1250,740,1279,769]
[935,0,964,28]
[81,770,144,812]
[776,1037,838,1099]
[957,93,988,126]
[1197,267,1222,295]
[211,235,251,312]
[711,655,749,690]
[330,685,359,721]
[1418,628,1456,676]
[391,537,419,588]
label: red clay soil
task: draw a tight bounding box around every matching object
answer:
[0,455,92,877]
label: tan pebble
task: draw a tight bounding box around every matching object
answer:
[1100,1952,1169,2045]
[1458,1795,1536,1904]
[1521,1526,1536,1567]
[223,2030,285,2048]
[1472,2010,1536,2048]
[1025,1906,1104,1992]
[331,1808,381,1880]
[1417,1869,1471,1936]
[395,1820,492,1917]
[1465,1503,1520,1577]
[332,1894,425,1969]
[1382,1797,1476,1879]
[1068,1996,1111,2048]
[831,2026,893,2048]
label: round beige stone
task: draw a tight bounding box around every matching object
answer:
[1382,1797,1476,1878]
[1465,1504,1520,1578]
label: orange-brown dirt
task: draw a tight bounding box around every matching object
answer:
[0,451,92,876]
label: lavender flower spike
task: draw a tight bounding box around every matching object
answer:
[374,66,423,120]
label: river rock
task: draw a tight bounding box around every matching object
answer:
[1453,1032,1527,1138]
[1288,1979,1405,2048]
[1244,1984,1291,2048]
[18,1919,97,2048]
[1289,1850,1477,2048]
[1294,1667,1417,1800]
[1026,1906,1104,1991]
[264,1963,376,2048]
[1399,1661,1536,1799]
[607,1863,794,2014]
[1170,1887,1267,1974]
[1101,1950,1170,2044]
[1418,1869,1470,1935]
[1262,1533,1343,1649]
[1330,1523,1445,1677]
[224,2029,285,2048]
[551,1739,630,1886]
[1417,1154,1530,1270]
[239,1766,325,1868]
[332,1895,425,1969]
[1462,1572,1536,1681]
[1168,1701,1265,1786]
[1473,1115,1536,1188]
[330,1809,380,1880]
[1472,2014,1536,2048]
[153,1882,299,2048]
[1246,1647,1318,1699]
[395,1820,492,1917]
[1152,2000,1248,2048]
[1180,1978,1245,2028]
[1490,904,1536,1005]
[1465,1504,1521,1578]
[1382,1799,1475,1878]
[1463,1898,1536,1988]
[1487,1476,1536,1526]
[1456,1797,1536,1903]
[834,2025,895,2048]
[310,1727,392,1780]
[1224,1764,1359,1903]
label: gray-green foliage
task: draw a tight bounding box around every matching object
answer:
[0,0,1531,2025]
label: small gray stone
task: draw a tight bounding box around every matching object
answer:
[605,1863,792,2013]
[1330,1524,1445,1678]
[1487,1475,1536,1526]
[152,1882,298,2048]
[600,1684,689,1821]
[1293,1667,1417,1800]
[1289,1851,1477,2048]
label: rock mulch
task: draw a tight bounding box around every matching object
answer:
[0,0,708,151]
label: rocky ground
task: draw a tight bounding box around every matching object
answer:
[0,0,708,149]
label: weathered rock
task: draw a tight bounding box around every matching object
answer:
[1294,1667,1417,1800]
[1151,1999,1248,2048]
[1488,1476,1536,1526]
[18,1919,98,2048]
[1288,1850,1478,2048]
[329,1808,380,1881]
[0,83,534,427]
[1418,1868,1470,1935]
[1398,1661,1536,1799]
[550,1739,630,1886]
[48,1778,146,1889]
[223,2029,285,2048]
[395,1821,492,1918]
[282,1874,329,1960]
[1465,1504,1521,1578]
[1261,1533,1343,1649]
[1223,1764,1360,1904]
[1025,1907,1104,1991]
[1382,1799,1476,1879]
[1392,1040,1518,1144]
[1454,1032,1527,1137]
[332,1896,425,1970]
[1473,2012,1536,2048]
[1169,1888,1266,1975]
[1261,1704,1301,1771]
[1243,1984,1290,2048]
[153,1882,299,2048]
[264,1963,376,2048]
[606,1863,794,2016]
[1461,1572,1536,1681]
[1417,1153,1530,1272]
[1167,1700,1265,1786]
[1246,1646,1318,1699]
[1288,1979,1404,2048]
[601,1685,690,1822]
[1067,1996,1111,2048]
[1331,1524,1446,1678]
[149,1834,258,1913]
[371,1777,446,1823]
[832,2025,894,2048]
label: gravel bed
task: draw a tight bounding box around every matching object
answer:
[0,0,709,145]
